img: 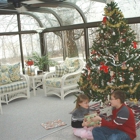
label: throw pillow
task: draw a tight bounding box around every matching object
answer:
[64,67,75,74]
[0,71,12,85]
[8,63,21,82]
[64,57,80,71]
[55,65,65,77]
[0,64,10,72]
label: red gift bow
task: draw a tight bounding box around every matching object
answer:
[27,60,34,66]
[100,63,108,73]
[133,41,137,49]
[103,17,107,24]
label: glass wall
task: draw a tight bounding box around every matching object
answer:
[0,0,140,72]
[0,35,20,64]
[45,29,86,63]
[22,34,41,58]
[0,15,18,33]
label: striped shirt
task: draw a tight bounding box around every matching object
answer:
[101,104,136,140]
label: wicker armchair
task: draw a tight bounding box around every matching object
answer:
[42,57,85,99]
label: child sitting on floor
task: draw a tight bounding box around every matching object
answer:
[71,94,101,140]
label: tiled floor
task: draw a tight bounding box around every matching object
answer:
[40,126,81,140]
[40,125,140,140]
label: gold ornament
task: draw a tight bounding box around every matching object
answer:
[110,71,114,76]
[128,67,133,72]
[121,65,127,70]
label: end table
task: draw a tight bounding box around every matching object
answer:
[29,74,45,96]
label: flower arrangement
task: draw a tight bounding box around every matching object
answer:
[25,60,34,76]
[26,60,34,66]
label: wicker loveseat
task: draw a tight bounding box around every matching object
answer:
[0,63,30,114]
[42,57,85,100]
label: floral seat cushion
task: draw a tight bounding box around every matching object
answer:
[45,77,78,88]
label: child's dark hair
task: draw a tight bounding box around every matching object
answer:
[75,94,89,109]
[111,90,126,103]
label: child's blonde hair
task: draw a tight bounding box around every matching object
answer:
[75,94,89,109]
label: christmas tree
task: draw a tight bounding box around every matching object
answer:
[78,1,140,102]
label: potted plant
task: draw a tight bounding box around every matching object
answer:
[28,52,50,71]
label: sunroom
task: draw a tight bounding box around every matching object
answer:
[0,0,140,140]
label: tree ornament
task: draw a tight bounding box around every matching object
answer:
[133,41,137,49]
[112,32,115,35]
[110,71,114,76]
[119,76,122,81]
[121,62,127,70]
[107,82,113,86]
[103,17,107,24]
[128,67,133,72]
[91,50,96,54]
[87,76,91,80]
[130,74,134,81]
[86,65,90,70]
[100,63,109,73]
[108,6,111,11]
[88,69,91,75]
[123,38,126,42]
[103,25,106,28]
[122,78,125,82]
[115,54,119,61]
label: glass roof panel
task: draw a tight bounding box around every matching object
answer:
[48,7,84,25]
[31,12,60,28]
[66,0,140,23]
[0,0,139,28]
[0,15,18,32]
[20,14,41,31]
[75,0,105,22]
[116,0,140,18]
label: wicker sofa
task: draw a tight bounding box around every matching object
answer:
[0,63,30,114]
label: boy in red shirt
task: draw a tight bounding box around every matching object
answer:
[92,90,136,140]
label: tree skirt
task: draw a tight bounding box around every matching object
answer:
[41,119,66,130]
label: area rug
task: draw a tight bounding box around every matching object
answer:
[41,119,67,130]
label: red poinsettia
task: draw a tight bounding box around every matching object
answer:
[26,60,34,66]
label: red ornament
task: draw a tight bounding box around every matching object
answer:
[103,17,107,24]
[100,63,109,73]
[26,60,34,66]
[133,41,137,49]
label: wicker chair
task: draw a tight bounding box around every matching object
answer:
[42,57,85,99]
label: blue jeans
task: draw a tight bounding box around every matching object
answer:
[92,126,131,140]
